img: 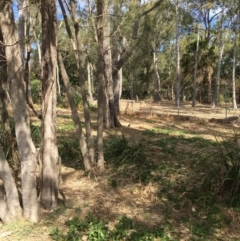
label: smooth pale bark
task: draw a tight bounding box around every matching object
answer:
[153,47,160,102]
[87,61,93,102]
[0,0,39,222]
[18,0,27,63]
[64,0,95,166]
[0,146,21,220]
[113,53,122,114]
[0,187,13,223]
[97,0,106,170]
[58,51,92,171]
[40,0,59,209]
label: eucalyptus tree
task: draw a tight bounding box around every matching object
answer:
[39,0,59,209]
[229,0,240,109]
[213,0,226,107]
[58,0,95,169]
[0,0,39,222]
[185,0,222,104]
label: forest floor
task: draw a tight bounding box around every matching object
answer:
[1,101,240,240]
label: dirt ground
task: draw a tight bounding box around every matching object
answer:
[1,101,240,240]
[120,99,240,120]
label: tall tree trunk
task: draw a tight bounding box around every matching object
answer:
[113,52,122,114]
[175,0,180,108]
[0,27,9,124]
[103,1,121,128]
[232,6,239,110]
[97,0,106,170]
[207,70,212,104]
[1,0,39,222]
[57,51,92,171]
[40,0,59,209]
[153,46,160,102]
[213,3,225,107]
[192,24,199,107]
[67,0,95,166]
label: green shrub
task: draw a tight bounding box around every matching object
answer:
[192,131,240,205]
[31,79,41,104]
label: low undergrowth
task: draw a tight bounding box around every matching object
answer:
[50,213,169,241]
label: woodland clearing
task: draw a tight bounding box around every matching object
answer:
[1,101,240,241]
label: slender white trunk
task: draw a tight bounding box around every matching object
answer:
[153,47,160,102]
[87,61,93,102]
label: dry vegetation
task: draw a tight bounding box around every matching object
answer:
[1,101,240,240]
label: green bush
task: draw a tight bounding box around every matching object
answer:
[31,79,41,104]
[192,132,240,205]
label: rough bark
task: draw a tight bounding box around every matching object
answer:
[103,1,121,128]
[57,51,92,171]
[1,0,39,222]
[40,0,59,209]
[97,0,106,170]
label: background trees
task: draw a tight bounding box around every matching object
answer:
[0,0,239,224]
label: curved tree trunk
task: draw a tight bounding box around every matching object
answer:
[1,0,39,222]
[57,51,92,171]
[40,0,59,209]
[69,0,95,166]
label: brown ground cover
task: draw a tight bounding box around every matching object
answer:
[1,101,240,240]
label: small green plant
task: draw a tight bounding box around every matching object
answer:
[50,213,168,241]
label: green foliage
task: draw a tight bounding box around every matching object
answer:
[31,79,41,104]
[50,213,168,241]
[0,119,19,171]
[190,131,240,204]
[104,134,154,183]
[30,123,41,148]
[104,134,146,167]
[58,138,83,169]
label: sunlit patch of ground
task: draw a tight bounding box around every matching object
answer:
[2,102,240,240]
